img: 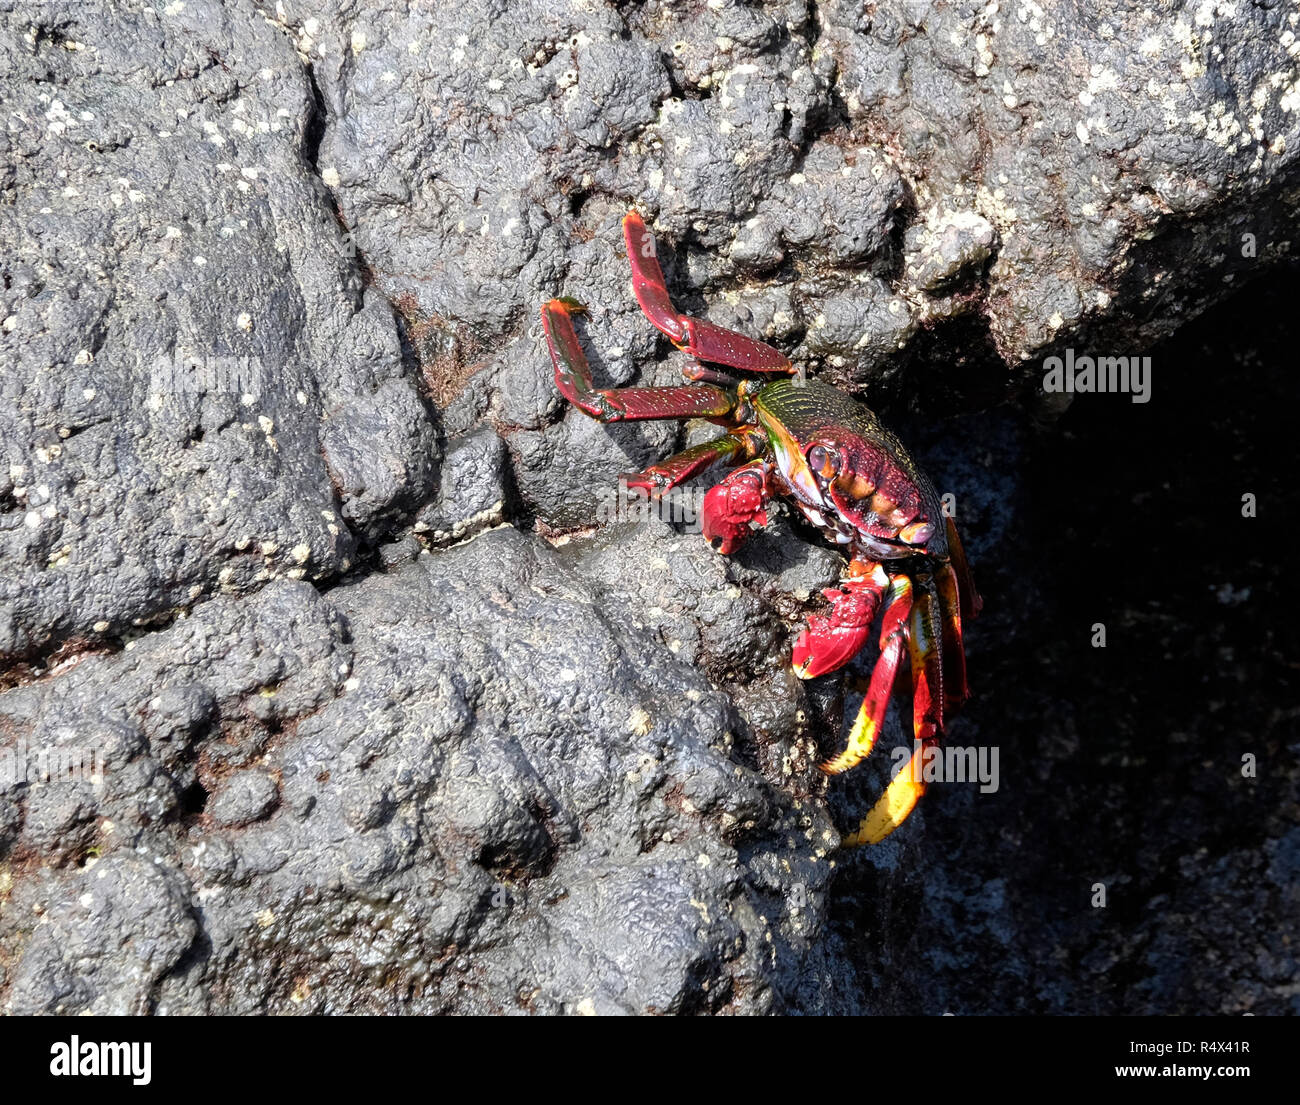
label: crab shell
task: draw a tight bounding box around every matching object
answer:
[749,378,946,563]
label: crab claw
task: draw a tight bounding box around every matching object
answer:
[793,588,876,678]
[792,564,890,679]
[702,464,769,554]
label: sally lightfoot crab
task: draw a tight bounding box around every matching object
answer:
[541,211,980,845]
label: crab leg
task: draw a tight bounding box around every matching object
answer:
[679,362,741,388]
[906,574,946,743]
[844,740,933,848]
[945,516,982,622]
[818,572,910,775]
[934,559,969,709]
[542,298,735,421]
[842,576,947,845]
[623,432,757,495]
[622,212,793,374]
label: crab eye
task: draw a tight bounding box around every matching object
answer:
[807,444,840,479]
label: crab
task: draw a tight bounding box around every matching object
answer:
[541,211,981,845]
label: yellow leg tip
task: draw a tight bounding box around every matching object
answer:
[819,753,861,776]
[819,698,881,776]
[842,747,927,846]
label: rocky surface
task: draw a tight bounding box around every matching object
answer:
[0,0,438,663]
[1,0,1296,1014]
[1,531,842,1013]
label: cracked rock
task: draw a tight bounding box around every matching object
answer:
[416,427,509,547]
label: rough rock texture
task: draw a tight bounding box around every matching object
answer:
[1,0,1296,1015]
[1,533,842,1013]
[0,0,438,662]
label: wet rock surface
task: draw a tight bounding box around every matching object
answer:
[1,1,1296,1014]
[1,535,836,1013]
[0,0,438,662]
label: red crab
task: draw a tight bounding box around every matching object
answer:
[541,211,981,845]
